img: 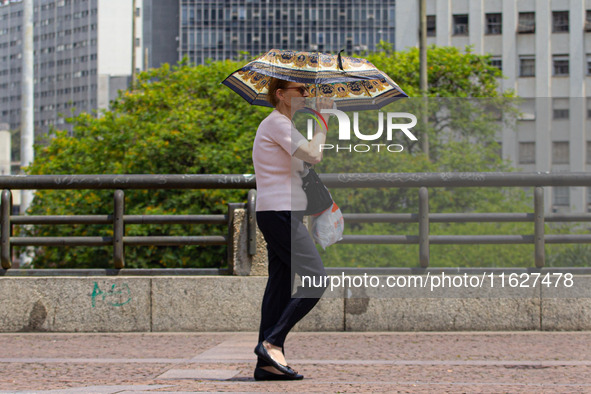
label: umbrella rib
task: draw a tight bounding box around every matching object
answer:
[360,80,372,103]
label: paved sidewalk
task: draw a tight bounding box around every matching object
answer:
[1,331,591,393]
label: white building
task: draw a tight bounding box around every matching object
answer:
[396,0,591,213]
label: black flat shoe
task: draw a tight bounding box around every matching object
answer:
[254,342,298,377]
[254,367,304,381]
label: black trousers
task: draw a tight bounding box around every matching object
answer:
[255,211,327,368]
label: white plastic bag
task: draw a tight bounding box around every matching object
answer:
[311,202,344,249]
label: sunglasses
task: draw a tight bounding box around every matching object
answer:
[282,86,310,95]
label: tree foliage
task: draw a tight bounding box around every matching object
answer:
[25,60,267,268]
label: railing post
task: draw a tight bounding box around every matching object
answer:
[534,186,545,268]
[113,189,125,269]
[419,186,429,268]
[227,202,243,271]
[247,189,257,256]
[1,189,12,269]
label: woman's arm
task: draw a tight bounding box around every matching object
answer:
[293,127,326,164]
[293,98,333,164]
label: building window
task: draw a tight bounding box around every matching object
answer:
[486,13,502,35]
[553,98,569,119]
[519,142,535,164]
[553,187,570,206]
[519,57,535,77]
[490,57,502,71]
[427,15,436,37]
[552,142,569,164]
[497,142,503,157]
[453,14,469,36]
[552,11,569,33]
[586,11,591,31]
[553,109,569,119]
[518,12,535,33]
[553,55,569,76]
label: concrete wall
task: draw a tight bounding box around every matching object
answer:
[1,275,590,332]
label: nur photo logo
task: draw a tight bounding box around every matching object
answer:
[300,108,418,153]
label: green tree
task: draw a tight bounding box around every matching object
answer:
[24,60,266,268]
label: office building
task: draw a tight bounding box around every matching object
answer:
[396,0,591,213]
[178,0,396,65]
[0,0,139,135]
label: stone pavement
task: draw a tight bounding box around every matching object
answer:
[1,331,591,393]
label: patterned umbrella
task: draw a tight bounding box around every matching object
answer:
[222,49,408,111]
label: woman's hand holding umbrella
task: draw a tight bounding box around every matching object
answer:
[312,96,335,112]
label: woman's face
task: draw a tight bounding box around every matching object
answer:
[279,82,310,112]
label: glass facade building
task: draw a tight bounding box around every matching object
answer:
[179,0,396,65]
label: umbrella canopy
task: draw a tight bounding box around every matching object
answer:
[222,49,408,111]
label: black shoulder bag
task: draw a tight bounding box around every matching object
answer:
[301,163,333,216]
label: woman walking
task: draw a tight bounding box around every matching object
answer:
[252,77,331,381]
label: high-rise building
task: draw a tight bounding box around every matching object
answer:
[0,0,138,134]
[178,0,396,65]
[396,0,591,213]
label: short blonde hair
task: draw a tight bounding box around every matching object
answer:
[267,77,291,107]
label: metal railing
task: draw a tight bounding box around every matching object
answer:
[1,172,591,271]
[0,174,258,270]
[326,172,591,268]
